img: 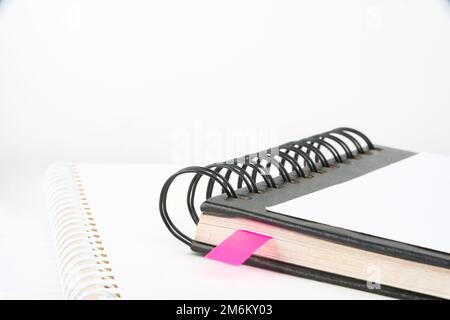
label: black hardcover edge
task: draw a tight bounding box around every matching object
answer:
[191,241,439,300]
[201,202,450,269]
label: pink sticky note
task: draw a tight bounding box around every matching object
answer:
[205,230,272,265]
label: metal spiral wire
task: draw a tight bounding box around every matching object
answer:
[159,127,374,246]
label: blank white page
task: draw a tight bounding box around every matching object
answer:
[76,163,384,299]
[267,153,450,254]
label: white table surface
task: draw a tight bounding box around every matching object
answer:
[0,169,63,299]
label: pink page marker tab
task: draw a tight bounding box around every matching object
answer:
[205,230,272,265]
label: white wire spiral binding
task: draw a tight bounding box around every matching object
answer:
[45,164,121,300]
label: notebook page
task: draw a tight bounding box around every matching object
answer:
[267,153,450,254]
[77,163,384,299]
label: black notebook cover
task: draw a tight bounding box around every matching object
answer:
[159,127,449,299]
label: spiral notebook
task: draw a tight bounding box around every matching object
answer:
[160,127,450,299]
[46,163,389,300]
[45,128,450,299]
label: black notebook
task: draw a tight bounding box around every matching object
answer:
[159,127,450,299]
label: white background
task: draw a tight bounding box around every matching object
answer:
[1,0,450,299]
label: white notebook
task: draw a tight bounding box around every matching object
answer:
[44,163,386,300]
[44,154,450,299]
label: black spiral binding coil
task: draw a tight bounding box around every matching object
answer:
[159,127,375,246]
